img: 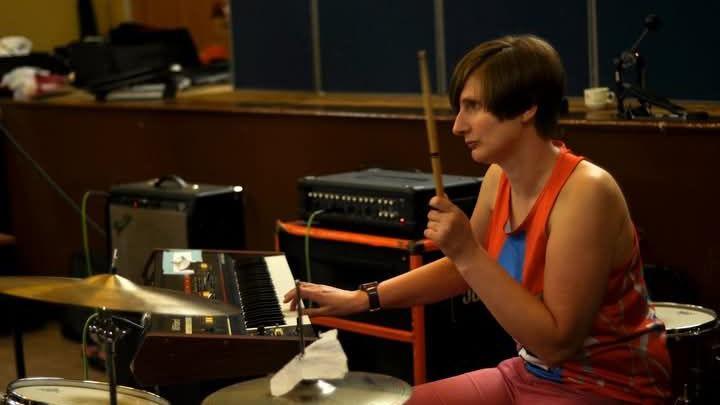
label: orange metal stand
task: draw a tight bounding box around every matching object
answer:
[275,220,437,384]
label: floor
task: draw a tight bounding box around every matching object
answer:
[0,321,106,389]
[0,320,245,404]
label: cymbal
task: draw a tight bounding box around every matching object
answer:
[0,274,242,316]
[201,372,411,405]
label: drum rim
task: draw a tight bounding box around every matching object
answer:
[652,301,718,318]
[652,301,718,337]
[6,378,169,404]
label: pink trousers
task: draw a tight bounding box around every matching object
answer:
[407,357,626,405]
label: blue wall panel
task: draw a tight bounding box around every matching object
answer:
[230,0,313,90]
[444,0,588,96]
[319,0,437,93]
[229,1,717,100]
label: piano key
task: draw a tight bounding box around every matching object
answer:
[264,255,310,327]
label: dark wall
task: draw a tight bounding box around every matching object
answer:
[230,0,719,100]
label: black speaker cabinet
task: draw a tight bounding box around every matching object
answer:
[108,176,246,283]
[277,221,515,384]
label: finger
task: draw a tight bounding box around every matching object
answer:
[427,216,449,230]
[424,227,437,240]
[283,282,313,302]
[283,288,296,303]
[428,196,441,209]
[429,195,453,211]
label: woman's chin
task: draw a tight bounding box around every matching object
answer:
[470,148,490,164]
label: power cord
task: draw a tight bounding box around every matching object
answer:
[304,209,325,307]
[304,209,325,284]
[0,121,106,237]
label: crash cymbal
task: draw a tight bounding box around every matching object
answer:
[0,274,242,316]
[201,372,411,405]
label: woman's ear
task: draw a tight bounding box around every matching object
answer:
[520,105,538,124]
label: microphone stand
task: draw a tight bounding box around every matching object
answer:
[614,14,708,121]
[614,16,653,119]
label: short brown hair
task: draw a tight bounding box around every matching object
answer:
[449,35,565,137]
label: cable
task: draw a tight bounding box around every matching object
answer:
[303,209,325,307]
[110,315,144,330]
[81,311,100,380]
[0,122,106,237]
[304,209,325,284]
[81,191,110,276]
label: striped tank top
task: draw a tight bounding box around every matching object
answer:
[484,144,671,403]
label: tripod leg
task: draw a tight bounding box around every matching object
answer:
[11,309,26,378]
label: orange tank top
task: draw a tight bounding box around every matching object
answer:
[484,144,671,403]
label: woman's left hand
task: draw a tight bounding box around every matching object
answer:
[424,195,478,262]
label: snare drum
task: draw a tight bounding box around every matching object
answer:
[653,302,718,403]
[654,302,717,338]
[3,378,169,405]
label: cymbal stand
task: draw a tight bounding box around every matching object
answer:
[295,280,305,357]
[88,308,129,405]
[292,281,337,398]
[11,309,26,378]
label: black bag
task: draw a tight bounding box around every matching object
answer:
[59,23,200,88]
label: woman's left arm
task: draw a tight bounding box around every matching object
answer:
[426,166,626,366]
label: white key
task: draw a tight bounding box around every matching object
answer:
[264,255,311,327]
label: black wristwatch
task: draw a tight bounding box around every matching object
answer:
[359,281,381,312]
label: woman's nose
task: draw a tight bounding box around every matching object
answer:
[452,114,468,136]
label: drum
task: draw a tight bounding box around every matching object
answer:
[653,302,718,403]
[655,302,717,338]
[3,378,169,405]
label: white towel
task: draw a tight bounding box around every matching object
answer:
[269,329,348,396]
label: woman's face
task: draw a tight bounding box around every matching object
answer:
[452,76,525,165]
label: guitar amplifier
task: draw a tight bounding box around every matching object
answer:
[108,176,246,284]
[298,168,482,237]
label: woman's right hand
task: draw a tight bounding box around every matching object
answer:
[283,282,369,317]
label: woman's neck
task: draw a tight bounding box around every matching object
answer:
[498,133,560,200]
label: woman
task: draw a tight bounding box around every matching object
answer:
[285,35,671,404]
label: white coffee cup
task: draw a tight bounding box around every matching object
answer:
[584,87,616,110]
[0,36,32,57]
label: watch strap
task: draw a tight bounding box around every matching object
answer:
[359,281,381,312]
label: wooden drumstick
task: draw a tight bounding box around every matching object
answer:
[417,50,445,197]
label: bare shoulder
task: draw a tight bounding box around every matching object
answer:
[478,163,503,208]
[563,161,624,203]
[553,160,629,230]
[469,164,503,240]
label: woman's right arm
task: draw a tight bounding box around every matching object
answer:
[377,163,501,309]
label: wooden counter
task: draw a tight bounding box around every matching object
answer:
[1,87,719,311]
